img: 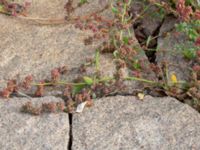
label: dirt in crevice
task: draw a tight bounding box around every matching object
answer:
[68,113,73,150]
[133,18,165,64]
[146,19,165,63]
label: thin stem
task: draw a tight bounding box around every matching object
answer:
[95,49,100,72]
[121,3,127,23]
[120,30,123,41]
[97,77,114,82]
[31,81,87,86]
[17,91,32,98]
[124,76,158,84]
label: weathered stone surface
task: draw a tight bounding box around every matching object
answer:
[0,0,116,88]
[72,96,200,150]
[0,0,157,96]
[156,16,193,86]
[0,96,69,149]
[73,0,111,17]
[14,0,67,18]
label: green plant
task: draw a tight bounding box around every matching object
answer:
[182,47,197,59]
[79,0,88,6]
[1,0,200,113]
[176,20,200,41]
[175,41,199,59]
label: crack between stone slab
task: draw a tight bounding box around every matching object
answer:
[133,17,165,64]
[105,90,168,98]
[148,17,165,64]
[68,113,73,150]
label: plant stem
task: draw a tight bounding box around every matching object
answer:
[31,81,87,86]
[95,49,100,72]
[97,77,114,82]
[124,76,158,84]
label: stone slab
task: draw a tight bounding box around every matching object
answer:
[0,96,69,150]
[72,95,200,150]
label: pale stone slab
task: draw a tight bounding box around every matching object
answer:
[0,96,69,150]
[72,96,200,150]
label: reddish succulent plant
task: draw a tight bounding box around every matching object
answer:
[195,37,200,46]
[51,68,60,83]
[176,0,193,21]
[35,81,45,97]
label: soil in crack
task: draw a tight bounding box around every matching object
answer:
[133,18,165,64]
[131,11,167,82]
[68,113,73,150]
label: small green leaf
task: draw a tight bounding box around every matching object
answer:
[154,3,163,7]
[183,48,196,60]
[133,60,141,70]
[113,50,119,58]
[72,84,86,95]
[111,4,118,14]
[83,76,93,85]
[123,36,129,45]
[79,0,88,4]
[0,5,4,12]
[188,29,198,41]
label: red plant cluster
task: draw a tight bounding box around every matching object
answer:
[193,65,200,72]
[194,10,200,20]
[42,102,65,113]
[51,68,60,82]
[118,44,137,60]
[91,80,125,97]
[21,101,65,115]
[64,0,74,16]
[0,66,68,99]
[0,75,34,98]
[34,81,45,97]
[74,13,113,42]
[21,75,33,89]
[195,37,200,46]
[0,0,31,16]
[0,80,17,98]
[197,50,200,58]
[63,85,93,113]
[176,0,193,21]
[75,90,92,105]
